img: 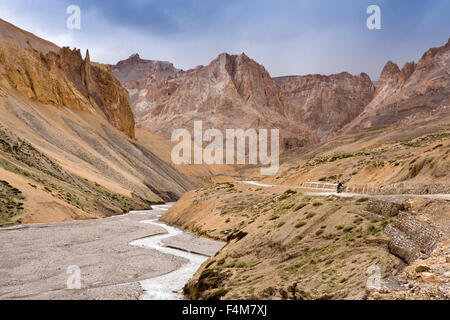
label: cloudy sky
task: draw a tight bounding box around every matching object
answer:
[0,0,449,80]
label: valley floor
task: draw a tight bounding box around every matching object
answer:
[0,205,223,300]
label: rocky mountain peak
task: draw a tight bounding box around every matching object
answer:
[116,53,147,68]
[343,38,449,133]
[206,52,283,110]
[419,38,450,62]
[375,61,401,94]
[85,49,91,63]
[399,61,416,87]
[382,60,401,75]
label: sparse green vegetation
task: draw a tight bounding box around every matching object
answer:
[199,269,215,281]
[312,202,323,207]
[180,151,445,301]
[295,221,307,228]
[305,212,316,219]
[226,231,248,242]
[0,180,25,225]
[294,203,308,211]
[343,226,354,233]
[353,217,364,225]
[401,132,450,148]
[207,289,230,300]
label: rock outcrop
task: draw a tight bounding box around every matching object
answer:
[0,18,135,139]
[344,38,450,132]
[0,43,135,138]
[275,72,375,141]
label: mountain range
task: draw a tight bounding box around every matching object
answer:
[111,38,448,147]
[0,17,448,224]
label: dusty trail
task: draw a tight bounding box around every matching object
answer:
[241,181,450,201]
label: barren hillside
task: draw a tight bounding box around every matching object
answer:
[0,20,195,225]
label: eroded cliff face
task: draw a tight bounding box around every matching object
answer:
[345,39,450,132]
[275,73,375,141]
[0,42,135,138]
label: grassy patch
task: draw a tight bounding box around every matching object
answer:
[294,203,308,211]
[295,221,307,228]
[315,229,324,236]
[305,212,316,219]
[343,226,354,233]
[0,180,25,224]
[312,202,323,207]
[226,231,248,242]
[207,289,230,300]
[277,222,286,228]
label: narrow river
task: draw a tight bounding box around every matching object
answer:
[129,204,220,300]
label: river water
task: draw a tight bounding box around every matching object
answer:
[128,204,214,300]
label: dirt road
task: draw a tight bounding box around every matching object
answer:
[241,181,450,201]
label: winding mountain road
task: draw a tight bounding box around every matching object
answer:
[241,181,450,201]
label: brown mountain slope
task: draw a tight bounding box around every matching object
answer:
[0,80,195,225]
[158,38,449,302]
[159,89,450,302]
[160,113,450,300]
[0,18,135,138]
[0,18,59,54]
[0,20,195,224]
[275,73,375,141]
[0,43,135,139]
[343,38,450,132]
[110,54,183,120]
